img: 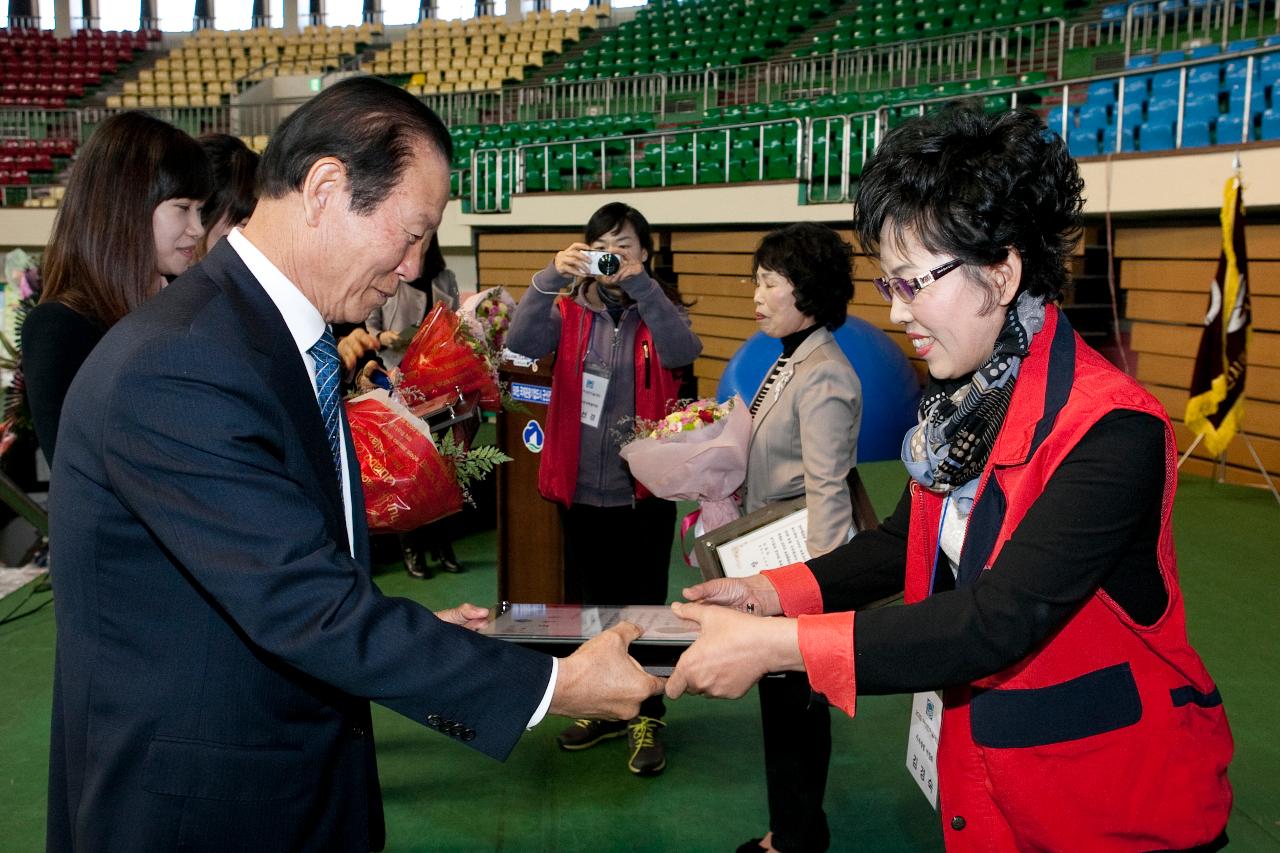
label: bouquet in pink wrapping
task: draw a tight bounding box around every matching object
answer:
[398,303,501,412]
[618,396,750,535]
[346,390,464,533]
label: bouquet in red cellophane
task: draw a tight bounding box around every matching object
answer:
[346,389,464,533]
[398,303,501,412]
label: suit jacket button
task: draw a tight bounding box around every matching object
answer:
[461,728,476,742]
[350,725,366,737]
[951,816,966,831]
[426,714,442,729]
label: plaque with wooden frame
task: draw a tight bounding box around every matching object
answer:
[693,468,880,582]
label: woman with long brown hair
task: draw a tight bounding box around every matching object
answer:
[23,111,212,464]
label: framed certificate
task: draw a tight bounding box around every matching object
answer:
[477,603,699,675]
[693,468,880,582]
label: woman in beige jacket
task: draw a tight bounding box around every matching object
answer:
[740,223,861,853]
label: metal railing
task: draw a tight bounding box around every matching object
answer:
[420,72,667,126]
[805,112,879,204]
[428,18,1065,122]
[1068,0,1280,54]
[469,117,805,213]
[0,108,82,143]
[701,18,1064,111]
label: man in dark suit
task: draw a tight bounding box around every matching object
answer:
[45,78,663,852]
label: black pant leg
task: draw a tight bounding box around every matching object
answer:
[759,672,832,852]
[561,499,675,718]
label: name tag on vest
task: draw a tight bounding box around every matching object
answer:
[580,367,610,428]
[906,690,942,809]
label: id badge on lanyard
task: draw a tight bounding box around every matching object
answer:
[905,494,950,810]
[580,365,611,428]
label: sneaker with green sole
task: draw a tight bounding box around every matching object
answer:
[626,716,667,776]
[556,718,628,751]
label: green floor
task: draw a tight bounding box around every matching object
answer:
[2,461,1278,851]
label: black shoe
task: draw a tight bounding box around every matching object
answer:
[556,718,627,751]
[403,546,430,579]
[433,543,465,573]
[626,716,667,776]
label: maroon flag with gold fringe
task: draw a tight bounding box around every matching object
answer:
[1184,176,1251,456]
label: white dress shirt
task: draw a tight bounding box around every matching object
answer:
[226,228,556,727]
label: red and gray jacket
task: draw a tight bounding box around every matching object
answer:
[901,306,1233,851]
[538,295,683,507]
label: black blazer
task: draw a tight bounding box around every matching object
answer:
[46,240,552,852]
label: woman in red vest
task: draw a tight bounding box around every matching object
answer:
[506,202,701,777]
[667,105,1233,852]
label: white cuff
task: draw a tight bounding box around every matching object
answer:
[526,656,557,729]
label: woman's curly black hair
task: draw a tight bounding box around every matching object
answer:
[854,104,1084,305]
[752,222,854,331]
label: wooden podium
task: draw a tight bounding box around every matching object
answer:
[496,359,565,603]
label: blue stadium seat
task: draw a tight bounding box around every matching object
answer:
[1087,80,1117,105]
[1146,101,1177,127]
[1047,105,1070,132]
[1068,127,1099,157]
[1139,122,1175,151]
[1184,94,1220,125]
[1215,114,1246,144]
[1262,109,1280,140]
[1187,63,1219,88]
[1121,100,1145,127]
[1151,70,1181,93]
[1227,39,1257,54]
[1126,55,1155,69]
[1262,55,1280,98]
[1182,120,1211,147]
[1102,125,1137,152]
[1157,50,1186,64]
[1189,45,1221,59]
[1078,103,1110,132]
[1158,0,1185,10]
[1265,35,1280,47]
[1123,75,1151,101]
[1224,87,1266,119]
[1101,2,1128,21]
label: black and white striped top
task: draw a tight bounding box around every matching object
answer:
[749,324,820,417]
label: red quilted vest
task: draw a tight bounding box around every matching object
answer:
[538,295,682,507]
[904,307,1233,851]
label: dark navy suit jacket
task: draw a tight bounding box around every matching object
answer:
[46,241,553,852]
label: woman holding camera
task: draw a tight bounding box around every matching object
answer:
[669,105,1232,851]
[740,223,860,853]
[506,202,701,777]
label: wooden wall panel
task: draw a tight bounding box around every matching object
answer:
[1119,221,1280,485]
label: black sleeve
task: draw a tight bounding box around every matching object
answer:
[21,303,104,467]
[849,409,1166,695]
[805,480,911,612]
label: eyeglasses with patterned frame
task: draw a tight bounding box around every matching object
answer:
[872,258,965,303]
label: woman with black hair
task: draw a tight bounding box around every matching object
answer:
[24,112,212,466]
[670,105,1233,852]
[739,223,860,853]
[506,201,702,777]
[196,133,259,260]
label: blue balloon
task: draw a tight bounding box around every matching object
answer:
[716,316,921,462]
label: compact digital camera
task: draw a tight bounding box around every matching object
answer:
[584,251,622,277]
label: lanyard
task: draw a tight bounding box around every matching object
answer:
[927,494,951,598]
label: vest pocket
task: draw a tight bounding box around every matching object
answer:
[142,735,309,802]
[970,662,1142,748]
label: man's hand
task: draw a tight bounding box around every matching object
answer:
[435,602,489,631]
[549,621,665,721]
[682,574,783,617]
[336,328,380,374]
[665,602,802,700]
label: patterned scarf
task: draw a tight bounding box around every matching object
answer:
[902,292,1046,507]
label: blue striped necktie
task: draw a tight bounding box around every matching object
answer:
[308,327,343,484]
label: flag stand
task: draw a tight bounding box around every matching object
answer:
[1177,431,1280,508]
